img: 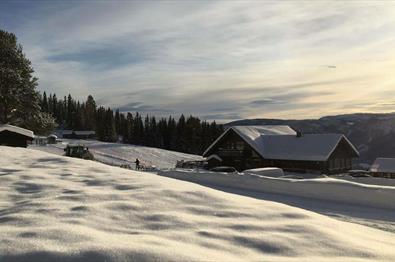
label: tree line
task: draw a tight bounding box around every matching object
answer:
[40,92,224,155]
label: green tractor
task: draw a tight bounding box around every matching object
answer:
[64,144,94,160]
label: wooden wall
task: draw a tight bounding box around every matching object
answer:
[0,130,32,148]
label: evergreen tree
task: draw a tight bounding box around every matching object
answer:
[185,115,201,153]
[52,94,58,121]
[167,116,177,150]
[176,114,187,151]
[66,94,73,128]
[48,94,53,114]
[125,112,134,143]
[96,106,106,141]
[0,29,55,134]
[85,95,96,130]
[115,109,121,136]
[41,91,49,112]
[133,112,144,145]
[119,113,127,142]
[105,108,117,142]
[56,99,64,126]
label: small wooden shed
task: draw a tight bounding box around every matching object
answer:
[62,130,96,139]
[47,134,58,144]
[0,124,34,148]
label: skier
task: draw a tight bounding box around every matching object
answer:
[135,158,140,170]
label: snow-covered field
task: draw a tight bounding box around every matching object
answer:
[30,139,202,169]
[159,169,395,233]
[1,146,395,261]
[159,169,395,210]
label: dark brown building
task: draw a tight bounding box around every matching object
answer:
[203,125,359,174]
[0,124,34,148]
[62,130,96,139]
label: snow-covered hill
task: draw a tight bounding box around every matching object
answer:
[1,146,395,261]
[30,139,202,169]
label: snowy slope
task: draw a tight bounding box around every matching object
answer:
[159,169,395,209]
[30,139,202,169]
[1,146,395,261]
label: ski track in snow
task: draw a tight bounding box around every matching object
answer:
[1,146,395,261]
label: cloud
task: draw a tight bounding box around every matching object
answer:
[251,99,285,105]
[117,102,174,114]
[201,113,243,121]
[1,1,395,121]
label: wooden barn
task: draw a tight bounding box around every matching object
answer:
[0,124,34,148]
[72,131,96,139]
[61,130,73,138]
[370,158,395,178]
[61,130,96,139]
[203,125,359,174]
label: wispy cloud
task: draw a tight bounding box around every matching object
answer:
[117,102,174,114]
[1,1,395,121]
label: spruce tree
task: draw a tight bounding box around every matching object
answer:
[0,29,55,134]
[41,91,49,112]
[126,112,134,143]
[97,107,106,140]
[115,109,121,135]
[85,95,97,130]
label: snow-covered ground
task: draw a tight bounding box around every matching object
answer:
[1,146,395,261]
[159,169,395,209]
[335,174,395,187]
[159,169,395,233]
[30,139,202,169]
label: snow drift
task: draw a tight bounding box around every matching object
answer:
[159,169,395,210]
[244,167,284,177]
[1,146,395,261]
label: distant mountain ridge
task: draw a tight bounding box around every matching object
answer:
[226,113,395,164]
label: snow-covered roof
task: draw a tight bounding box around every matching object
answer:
[74,131,95,135]
[204,125,296,156]
[243,167,284,177]
[204,125,359,161]
[257,134,358,161]
[0,124,34,138]
[233,125,297,137]
[370,158,395,173]
[34,136,47,139]
[62,130,73,135]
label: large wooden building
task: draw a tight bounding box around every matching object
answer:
[0,124,34,148]
[61,130,96,139]
[203,125,359,174]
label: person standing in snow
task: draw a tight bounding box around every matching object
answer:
[135,158,140,170]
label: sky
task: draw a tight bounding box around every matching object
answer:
[1,1,395,122]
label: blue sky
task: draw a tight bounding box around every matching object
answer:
[1,1,395,121]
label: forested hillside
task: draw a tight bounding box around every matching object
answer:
[39,92,223,155]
